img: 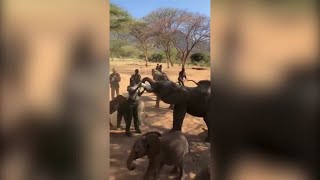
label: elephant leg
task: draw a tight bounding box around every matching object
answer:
[176,161,184,180]
[203,117,210,142]
[155,96,160,108]
[116,112,122,129]
[170,166,179,174]
[171,105,187,132]
[144,161,162,180]
[109,118,114,128]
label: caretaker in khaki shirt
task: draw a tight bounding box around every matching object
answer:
[125,84,145,136]
[109,68,121,99]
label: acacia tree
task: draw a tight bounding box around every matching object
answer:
[173,12,210,68]
[145,9,184,68]
[129,21,154,67]
[146,9,210,68]
[110,3,132,60]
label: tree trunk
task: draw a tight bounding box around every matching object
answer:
[165,54,170,68]
[110,50,114,61]
[145,54,148,67]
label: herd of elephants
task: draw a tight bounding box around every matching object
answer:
[110,68,211,179]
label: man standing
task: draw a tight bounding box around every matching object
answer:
[125,85,145,136]
[129,69,141,87]
[109,68,121,100]
[178,67,187,86]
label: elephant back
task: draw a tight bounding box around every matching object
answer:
[152,68,170,81]
[110,95,127,114]
[160,131,189,165]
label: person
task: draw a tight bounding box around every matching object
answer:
[129,69,141,87]
[159,64,163,73]
[109,68,121,100]
[178,68,187,86]
[125,84,145,136]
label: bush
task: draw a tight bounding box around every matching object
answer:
[138,54,145,60]
[149,53,165,62]
[190,53,210,64]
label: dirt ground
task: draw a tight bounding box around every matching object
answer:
[109,59,211,180]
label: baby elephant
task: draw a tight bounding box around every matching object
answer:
[127,131,189,180]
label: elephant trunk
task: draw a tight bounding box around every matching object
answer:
[126,152,136,171]
[141,77,156,92]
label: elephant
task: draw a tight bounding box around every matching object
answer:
[141,77,211,141]
[127,131,189,180]
[151,69,174,109]
[109,95,146,129]
[195,166,210,180]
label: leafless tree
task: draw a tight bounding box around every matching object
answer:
[145,9,184,68]
[146,9,210,68]
[173,12,210,68]
[129,20,154,67]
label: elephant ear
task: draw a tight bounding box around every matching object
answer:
[144,134,161,158]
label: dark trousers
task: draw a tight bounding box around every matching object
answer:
[125,104,140,133]
[111,87,119,100]
[178,79,185,86]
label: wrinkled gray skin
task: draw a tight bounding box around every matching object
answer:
[151,69,173,109]
[109,95,146,128]
[141,77,211,141]
[127,131,189,180]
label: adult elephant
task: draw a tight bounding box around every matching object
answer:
[141,77,211,141]
[151,69,173,109]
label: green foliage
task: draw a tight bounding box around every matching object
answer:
[190,53,210,63]
[110,4,132,31]
[120,46,139,58]
[149,53,165,62]
[110,39,139,59]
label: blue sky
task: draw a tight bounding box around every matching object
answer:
[110,0,210,18]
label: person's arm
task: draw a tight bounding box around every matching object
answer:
[138,88,146,96]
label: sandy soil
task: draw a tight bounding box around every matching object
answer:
[109,59,211,180]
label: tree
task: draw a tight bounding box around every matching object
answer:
[110,4,131,31]
[129,21,154,67]
[190,52,209,64]
[146,9,210,68]
[145,9,185,68]
[149,53,165,63]
[172,12,210,68]
[109,4,132,61]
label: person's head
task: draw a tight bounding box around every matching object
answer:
[182,68,185,72]
[135,69,139,74]
[159,65,162,70]
[112,68,116,73]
